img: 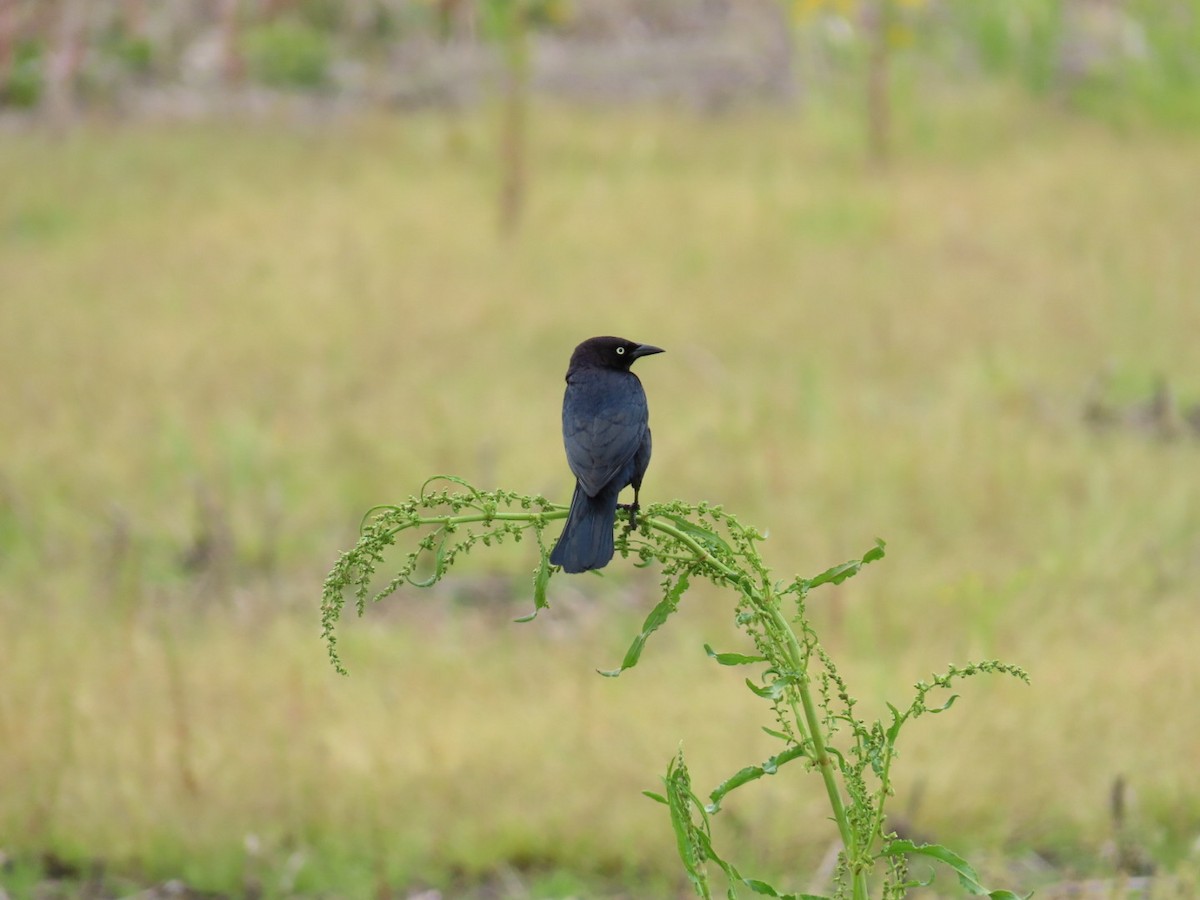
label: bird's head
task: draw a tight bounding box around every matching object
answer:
[571,336,665,371]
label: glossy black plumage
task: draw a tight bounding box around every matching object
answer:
[549,336,663,573]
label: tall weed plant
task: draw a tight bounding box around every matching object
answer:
[323,477,1029,899]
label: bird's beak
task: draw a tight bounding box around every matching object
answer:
[631,343,665,360]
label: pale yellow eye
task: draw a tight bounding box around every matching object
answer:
[616,347,626,355]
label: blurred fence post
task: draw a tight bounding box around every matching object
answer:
[121,0,146,37]
[44,0,84,129]
[863,0,892,168]
[218,0,244,87]
[496,0,531,237]
[0,0,15,79]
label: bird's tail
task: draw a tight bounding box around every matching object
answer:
[549,482,619,573]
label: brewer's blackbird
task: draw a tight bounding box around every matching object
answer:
[549,336,664,573]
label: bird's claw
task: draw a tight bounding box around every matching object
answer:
[617,501,641,531]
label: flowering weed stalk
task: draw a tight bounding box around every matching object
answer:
[322,476,1028,899]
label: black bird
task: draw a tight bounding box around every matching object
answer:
[549,336,664,573]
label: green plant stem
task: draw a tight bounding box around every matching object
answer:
[650,514,867,894]
[641,516,740,581]
[866,742,897,861]
[382,508,567,537]
[388,510,733,577]
[762,586,868,898]
[387,507,738,583]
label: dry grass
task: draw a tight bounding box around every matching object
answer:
[1,94,1199,896]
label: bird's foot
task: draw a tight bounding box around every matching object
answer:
[617,501,641,531]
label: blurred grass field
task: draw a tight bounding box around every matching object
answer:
[2,91,1200,897]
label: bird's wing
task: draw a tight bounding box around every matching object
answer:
[563,386,648,498]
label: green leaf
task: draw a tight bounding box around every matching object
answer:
[704,643,767,666]
[597,632,647,678]
[406,530,448,588]
[885,702,905,743]
[744,673,798,699]
[745,677,783,699]
[892,870,936,891]
[598,572,690,677]
[882,840,1030,899]
[663,752,713,899]
[805,539,887,590]
[928,693,960,714]
[806,561,859,589]
[706,744,808,812]
[658,512,734,554]
[643,790,668,805]
[516,542,553,622]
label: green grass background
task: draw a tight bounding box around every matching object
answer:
[2,91,1199,896]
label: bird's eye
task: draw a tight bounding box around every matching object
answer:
[616,346,626,355]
